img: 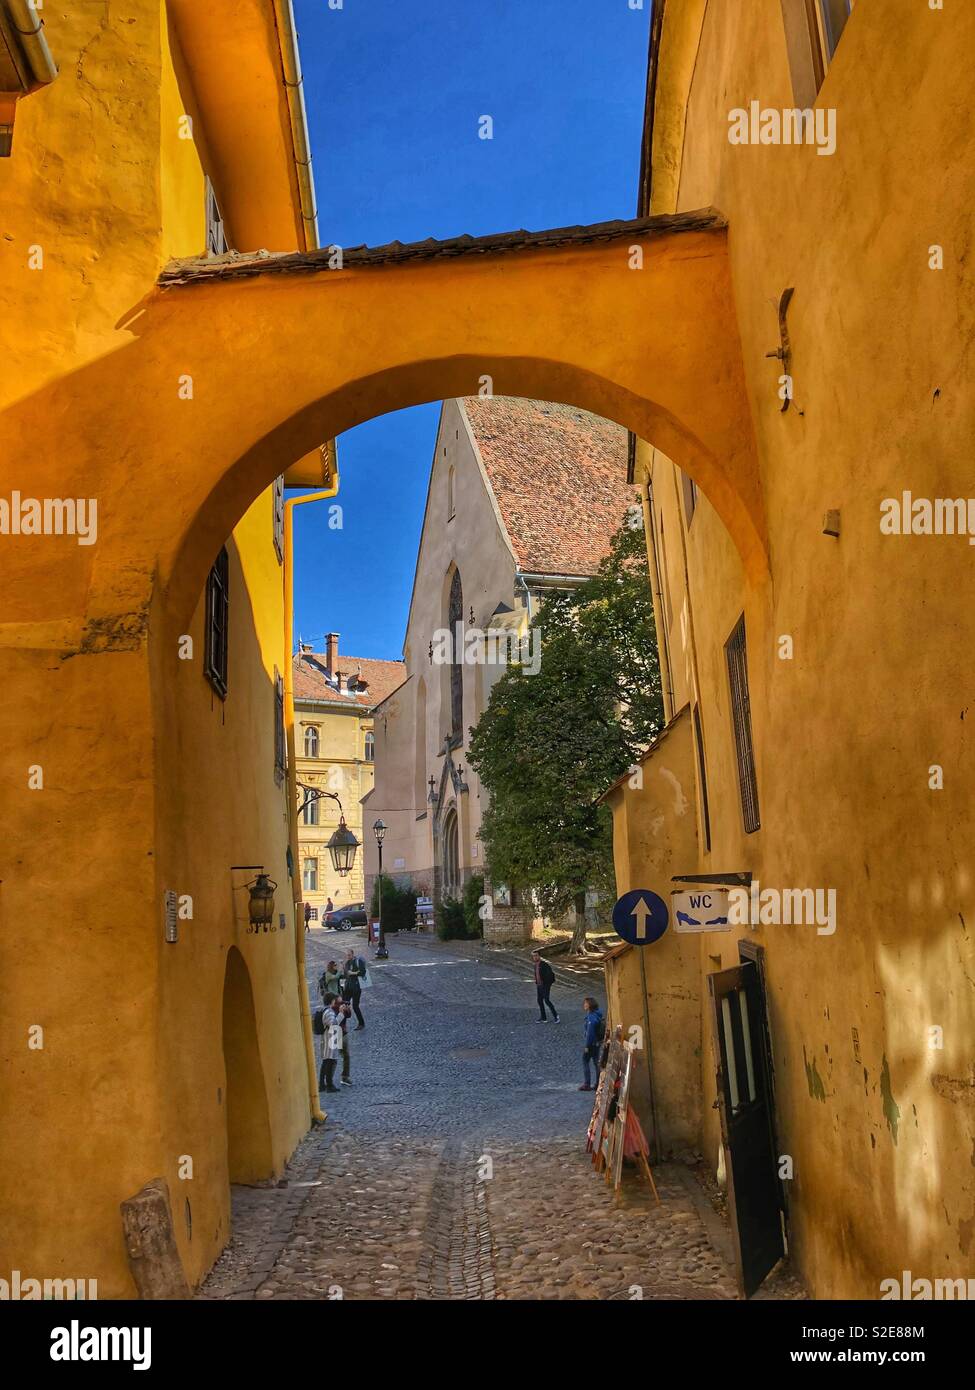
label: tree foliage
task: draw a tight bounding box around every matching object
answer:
[467,506,663,925]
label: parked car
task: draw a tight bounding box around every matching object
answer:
[324,902,367,931]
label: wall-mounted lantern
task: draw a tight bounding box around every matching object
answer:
[247,872,277,931]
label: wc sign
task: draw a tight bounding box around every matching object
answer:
[671,888,732,933]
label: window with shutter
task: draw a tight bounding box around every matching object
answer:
[274,670,286,784]
[725,615,761,834]
[204,547,230,699]
[272,475,285,562]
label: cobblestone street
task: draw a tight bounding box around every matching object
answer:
[200,931,805,1301]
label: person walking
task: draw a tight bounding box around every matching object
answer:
[579,996,605,1091]
[325,896,334,916]
[532,949,559,1023]
[304,902,312,933]
[342,948,368,1029]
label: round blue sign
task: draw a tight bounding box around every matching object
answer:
[612,889,669,946]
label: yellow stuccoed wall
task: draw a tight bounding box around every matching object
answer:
[612,0,975,1298]
[0,4,308,1294]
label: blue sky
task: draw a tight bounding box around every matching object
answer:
[290,0,651,661]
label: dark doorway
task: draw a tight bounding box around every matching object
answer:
[708,958,784,1296]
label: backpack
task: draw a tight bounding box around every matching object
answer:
[594,1015,606,1044]
[312,1008,326,1036]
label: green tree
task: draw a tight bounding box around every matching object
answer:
[467,506,663,950]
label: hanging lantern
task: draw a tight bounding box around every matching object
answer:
[327,816,359,877]
[247,873,277,931]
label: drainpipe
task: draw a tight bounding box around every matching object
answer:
[2,0,58,86]
[284,450,339,1127]
[271,0,319,251]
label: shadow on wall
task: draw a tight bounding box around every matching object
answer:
[221,946,273,1185]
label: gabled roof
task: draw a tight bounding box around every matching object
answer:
[462,397,633,577]
[293,649,406,710]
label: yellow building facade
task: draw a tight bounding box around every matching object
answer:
[0,0,971,1305]
[602,0,975,1300]
[0,2,321,1296]
[294,639,404,917]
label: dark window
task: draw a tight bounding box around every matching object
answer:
[693,704,712,852]
[274,671,286,783]
[364,731,375,762]
[681,472,698,526]
[725,615,761,834]
[205,176,228,256]
[816,0,852,60]
[272,475,285,562]
[448,568,463,739]
[204,547,230,699]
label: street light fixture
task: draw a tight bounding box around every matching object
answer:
[296,783,361,878]
[373,818,388,960]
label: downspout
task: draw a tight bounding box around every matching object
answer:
[284,456,339,1127]
[271,0,319,251]
[2,0,58,86]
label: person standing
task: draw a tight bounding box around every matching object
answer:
[325,896,334,915]
[318,994,343,1093]
[532,950,559,1023]
[579,996,605,1091]
[304,902,312,933]
[342,948,368,1029]
[320,959,343,1002]
[323,993,353,1087]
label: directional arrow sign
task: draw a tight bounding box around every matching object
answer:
[612,889,669,947]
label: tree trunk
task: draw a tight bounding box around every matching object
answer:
[570,890,588,953]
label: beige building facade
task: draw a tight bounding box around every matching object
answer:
[294,635,404,919]
[364,396,632,943]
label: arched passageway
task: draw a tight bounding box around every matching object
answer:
[222,948,274,1186]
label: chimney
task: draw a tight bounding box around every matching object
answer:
[326,632,339,675]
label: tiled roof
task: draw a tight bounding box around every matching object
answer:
[294,650,406,709]
[463,397,634,576]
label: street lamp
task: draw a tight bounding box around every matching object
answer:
[373,818,388,960]
[296,783,361,882]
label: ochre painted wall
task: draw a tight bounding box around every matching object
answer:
[0,4,310,1295]
[620,0,975,1298]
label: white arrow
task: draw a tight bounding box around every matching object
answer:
[631,897,652,940]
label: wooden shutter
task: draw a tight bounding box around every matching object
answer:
[725,615,760,833]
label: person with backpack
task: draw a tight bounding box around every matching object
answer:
[319,959,342,1003]
[341,948,368,1029]
[531,950,559,1023]
[580,996,605,1091]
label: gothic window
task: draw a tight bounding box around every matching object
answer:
[442,807,459,900]
[304,726,320,757]
[204,546,229,699]
[448,568,463,740]
[364,731,375,762]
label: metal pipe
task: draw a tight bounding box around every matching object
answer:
[284,466,339,1127]
[271,0,319,250]
[4,0,58,86]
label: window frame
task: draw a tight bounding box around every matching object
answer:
[364,730,375,762]
[274,670,286,785]
[204,546,230,699]
[302,857,318,893]
[725,615,761,835]
[272,475,285,563]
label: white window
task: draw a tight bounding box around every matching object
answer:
[364,731,375,762]
[304,726,320,757]
[302,796,319,826]
[302,858,318,892]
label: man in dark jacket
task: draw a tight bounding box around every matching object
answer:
[532,950,559,1023]
[341,949,368,1029]
[580,996,605,1090]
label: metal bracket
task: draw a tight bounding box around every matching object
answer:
[765,286,795,412]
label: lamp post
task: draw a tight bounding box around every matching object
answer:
[373,818,388,959]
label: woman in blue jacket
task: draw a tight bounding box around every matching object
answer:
[580,997,605,1091]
